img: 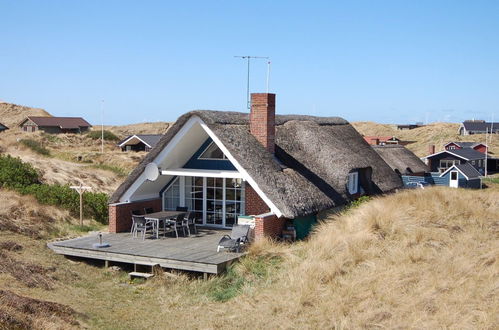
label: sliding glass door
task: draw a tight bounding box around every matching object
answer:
[163,176,245,227]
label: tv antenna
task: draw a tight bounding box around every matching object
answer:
[234,55,270,109]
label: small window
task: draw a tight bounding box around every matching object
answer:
[451,172,458,180]
[348,172,358,194]
[198,142,227,160]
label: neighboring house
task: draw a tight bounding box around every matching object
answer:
[372,145,429,176]
[444,141,487,153]
[439,163,482,189]
[397,124,424,130]
[364,136,409,146]
[108,93,402,240]
[19,116,92,133]
[0,122,8,133]
[458,120,499,135]
[422,148,487,174]
[118,134,163,152]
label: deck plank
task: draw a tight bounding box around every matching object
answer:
[48,229,245,274]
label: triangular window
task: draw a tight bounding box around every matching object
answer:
[198,142,227,160]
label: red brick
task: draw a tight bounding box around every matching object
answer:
[108,199,162,233]
[250,93,275,154]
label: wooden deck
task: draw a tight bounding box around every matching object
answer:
[48,228,245,274]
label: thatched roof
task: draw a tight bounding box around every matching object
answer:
[372,145,429,175]
[110,111,402,218]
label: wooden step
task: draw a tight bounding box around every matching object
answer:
[129,272,154,279]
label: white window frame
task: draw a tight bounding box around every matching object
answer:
[348,172,359,194]
[162,176,245,228]
[198,141,227,160]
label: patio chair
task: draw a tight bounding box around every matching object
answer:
[176,206,188,212]
[144,207,154,214]
[185,212,197,234]
[217,224,250,252]
[163,218,178,238]
[130,210,144,233]
[175,213,190,237]
[132,215,154,240]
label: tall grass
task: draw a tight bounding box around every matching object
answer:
[19,139,50,156]
[86,130,119,141]
[154,187,498,329]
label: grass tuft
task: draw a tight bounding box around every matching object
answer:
[19,139,50,156]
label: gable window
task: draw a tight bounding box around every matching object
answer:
[348,172,359,194]
[439,159,459,172]
[198,142,227,160]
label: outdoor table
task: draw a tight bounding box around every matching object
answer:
[144,211,186,239]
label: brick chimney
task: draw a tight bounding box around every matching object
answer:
[429,145,435,154]
[250,93,276,154]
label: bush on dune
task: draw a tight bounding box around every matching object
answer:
[0,154,108,224]
[86,130,119,141]
[19,138,51,156]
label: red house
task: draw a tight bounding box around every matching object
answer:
[444,142,487,153]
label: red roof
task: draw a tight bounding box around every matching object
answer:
[22,116,92,129]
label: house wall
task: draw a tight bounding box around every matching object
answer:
[474,145,487,153]
[245,183,270,216]
[427,153,484,173]
[254,213,286,239]
[402,172,481,189]
[108,198,162,233]
[39,126,63,134]
[122,142,148,152]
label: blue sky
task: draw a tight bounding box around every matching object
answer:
[1,1,498,125]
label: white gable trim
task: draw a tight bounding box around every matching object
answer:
[198,119,283,218]
[118,135,152,148]
[119,116,284,218]
[422,150,469,161]
[120,116,201,202]
[439,165,467,179]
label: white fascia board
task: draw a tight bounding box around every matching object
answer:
[118,135,152,148]
[422,150,469,161]
[198,119,283,218]
[120,117,202,203]
[161,168,243,178]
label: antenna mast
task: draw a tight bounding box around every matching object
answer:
[234,55,269,109]
[101,100,104,154]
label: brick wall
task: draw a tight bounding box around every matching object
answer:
[254,213,286,239]
[250,93,275,154]
[245,183,270,216]
[108,198,162,233]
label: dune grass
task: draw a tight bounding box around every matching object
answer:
[0,187,497,329]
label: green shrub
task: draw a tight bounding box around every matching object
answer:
[86,130,119,141]
[0,154,108,224]
[0,155,40,188]
[19,184,109,224]
[19,139,51,156]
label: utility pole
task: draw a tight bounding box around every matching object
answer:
[101,99,104,154]
[485,127,488,178]
[70,184,91,226]
[234,56,269,109]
